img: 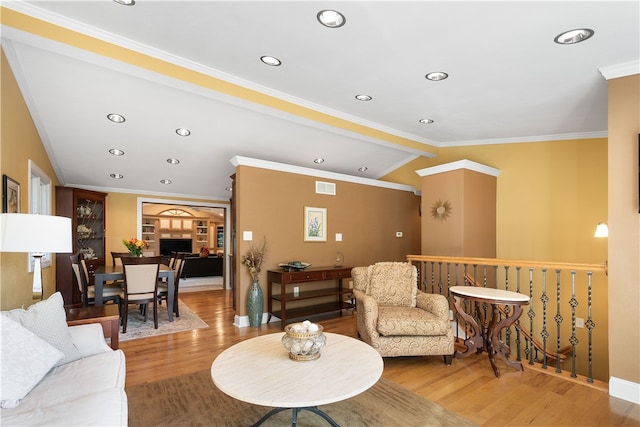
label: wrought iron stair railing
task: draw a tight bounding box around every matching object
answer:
[406,255,608,385]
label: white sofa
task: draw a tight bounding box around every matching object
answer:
[1,293,127,426]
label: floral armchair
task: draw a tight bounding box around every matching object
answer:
[352,262,454,364]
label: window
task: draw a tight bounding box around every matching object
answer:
[28,160,52,275]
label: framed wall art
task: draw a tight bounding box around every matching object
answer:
[304,206,326,242]
[2,174,20,213]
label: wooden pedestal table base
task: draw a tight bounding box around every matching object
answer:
[449,286,529,378]
[211,332,383,427]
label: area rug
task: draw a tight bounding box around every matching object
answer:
[119,300,208,342]
[126,369,476,426]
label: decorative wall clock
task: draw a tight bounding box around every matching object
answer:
[430,199,452,221]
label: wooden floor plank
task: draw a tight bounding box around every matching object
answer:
[120,290,640,426]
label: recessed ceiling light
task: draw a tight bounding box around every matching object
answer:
[160,179,172,185]
[260,56,282,66]
[355,94,372,101]
[317,10,346,28]
[110,173,123,179]
[167,158,180,165]
[175,128,191,137]
[358,166,368,172]
[425,72,448,81]
[107,113,125,123]
[113,0,135,5]
[314,158,325,164]
[108,148,125,156]
[554,28,594,44]
[419,119,434,124]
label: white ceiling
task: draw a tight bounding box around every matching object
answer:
[2,1,638,200]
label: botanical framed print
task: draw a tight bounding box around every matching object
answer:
[2,175,20,213]
[304,206,326,242]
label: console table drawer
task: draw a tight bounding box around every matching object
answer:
[324,269,351,280]
[288,271,326,282]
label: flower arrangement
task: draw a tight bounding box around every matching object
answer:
[122,237,149,257]
[242,238,267,282]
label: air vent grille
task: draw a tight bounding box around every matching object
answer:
[315,181,336,195]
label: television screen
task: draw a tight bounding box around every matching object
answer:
[159,238,192,256]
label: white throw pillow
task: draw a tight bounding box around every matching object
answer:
[0,315,64,408]
[4,292,81,366]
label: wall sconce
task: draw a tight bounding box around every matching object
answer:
[594,222,609,238]
[0,214,72,298]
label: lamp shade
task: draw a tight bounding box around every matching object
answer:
[0,213,72,253]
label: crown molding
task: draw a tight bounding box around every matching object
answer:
[599,60,640,80]
[415,159,501,177]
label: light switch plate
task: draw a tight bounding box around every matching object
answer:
[243,231,253,241]
[335,233,342,241]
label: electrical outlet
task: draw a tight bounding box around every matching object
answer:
[396,231,403,237]
[576,317,584,328]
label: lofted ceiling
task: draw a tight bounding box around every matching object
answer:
[1,1,638,200]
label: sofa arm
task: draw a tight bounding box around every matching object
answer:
[68,324,112,357]
[416,291,450,321]
[353,290,380,341]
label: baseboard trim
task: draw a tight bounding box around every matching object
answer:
[233,313,277,328]
[609,376,640,404]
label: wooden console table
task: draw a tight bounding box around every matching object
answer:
[267,266,352,329]
[66,304,120,349]
[450,285,529,377]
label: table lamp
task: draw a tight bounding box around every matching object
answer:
[0,213,72,297]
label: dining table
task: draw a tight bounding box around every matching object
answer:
[93,264,176,322]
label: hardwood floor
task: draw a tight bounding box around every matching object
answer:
[121,290,640,426]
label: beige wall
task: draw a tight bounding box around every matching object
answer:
[421,168,497,257]
[234,165,421,316]
[0,49,61,309]
[608,74,640,386]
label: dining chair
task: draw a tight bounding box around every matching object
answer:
[70,254,121,307]
[120,256,162,333]
[157,252,185,317]
[111,251,130,266]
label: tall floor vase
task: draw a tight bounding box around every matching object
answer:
[247,280,263,327]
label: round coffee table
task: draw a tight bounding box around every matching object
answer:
[211,332,383,426]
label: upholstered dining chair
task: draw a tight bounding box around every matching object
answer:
[352,262,455,364]
[157,252,185,317]
[119,256,162,333]
[111,251,130,266]
[70,254,121,307]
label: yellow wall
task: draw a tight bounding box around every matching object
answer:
[607,74,640,385]
[384,138,608,264]
[0,49,61,309]
[234,165,421,316]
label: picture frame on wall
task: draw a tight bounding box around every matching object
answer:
[2,174,20,213]
[304,206,326,242]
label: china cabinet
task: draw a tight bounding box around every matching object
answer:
[55,187,107,306]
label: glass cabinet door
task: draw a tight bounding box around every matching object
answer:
[75,196,105,261]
